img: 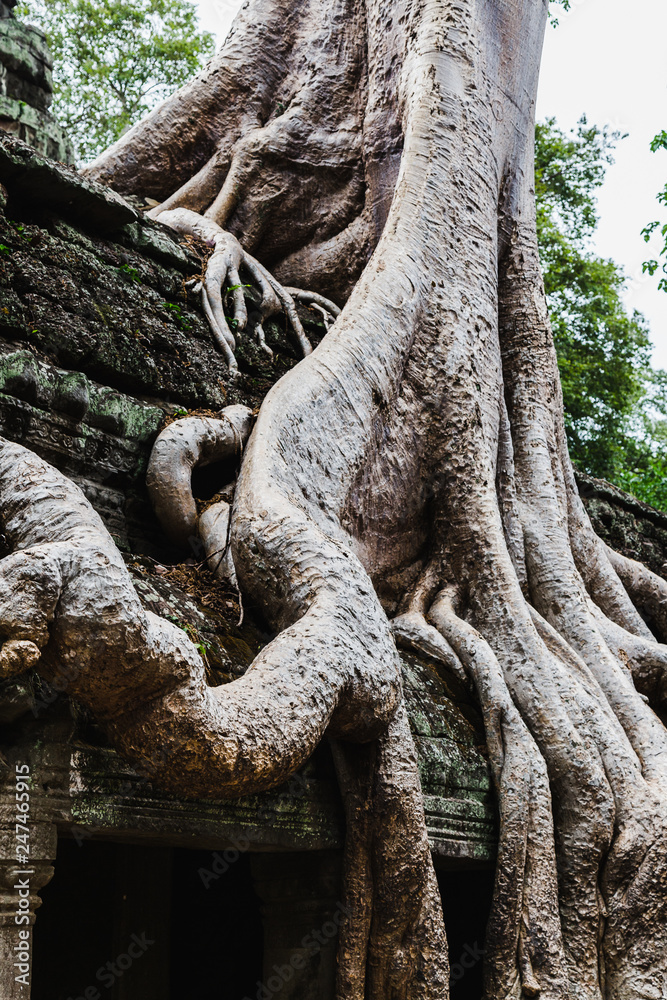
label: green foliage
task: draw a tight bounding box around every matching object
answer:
[548,0,571,27]
[536,117,667,509]
[642,130,667,293]
[163,301,191,331]
[17,0,214,163]
[117,263,141,283]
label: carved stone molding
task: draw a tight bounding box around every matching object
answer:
[0,828,56,1000]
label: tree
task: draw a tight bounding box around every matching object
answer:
[643,129,667,293]
[536,117,667,509]
[17,0,214,162]
[3,0,667,997]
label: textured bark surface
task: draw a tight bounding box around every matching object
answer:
[2,0,667,997]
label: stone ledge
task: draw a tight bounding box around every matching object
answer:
[0,643,499,863]
[0,95,72,161]
[0,346,164,438]
[576,469,667,532]
[116,217,196,273]
[0,131,135,228]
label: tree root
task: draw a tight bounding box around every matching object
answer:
[495,215,667,998]
[197,502,235,588]
[146,405,256,587]
[603,543,667,643]
[332,702,449,1000]
[155,208,318,370]
[0,639,41,679]
[29,0,667,993]
[146,405,253,550]
[390,609,469,688]
[285,288,341,330]
[428,589,567,1000]
[0,431,446,998]
[0,437,400,794]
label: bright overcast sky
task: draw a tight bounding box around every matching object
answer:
[539,0,667,367]
[191,0,667,367]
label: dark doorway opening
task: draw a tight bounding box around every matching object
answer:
[169,846,263,1000]
[32,838,263,1000]
[438,865,495,1000]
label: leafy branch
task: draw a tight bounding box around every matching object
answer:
[17,0,214,163]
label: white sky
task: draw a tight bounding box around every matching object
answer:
[191,0,667,367]
[538,0,667,367]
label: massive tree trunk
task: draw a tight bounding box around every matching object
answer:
[2,0,667,997]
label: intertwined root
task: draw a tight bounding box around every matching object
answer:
[0,436,400,791]
[392,587,567,998]
[22,0,667,992]
[147,405,269,590]
[153,208,338,370]
[390,544,667,1000]
[146,405,254,582]
[603,543,667,646]
[285,288,342,329]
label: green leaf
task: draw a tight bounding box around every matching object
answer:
[117,263,141,283]
[642,132,667,295]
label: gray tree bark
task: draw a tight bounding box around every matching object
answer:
[2,0,667,997]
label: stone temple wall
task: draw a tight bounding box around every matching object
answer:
[0,0,73,163]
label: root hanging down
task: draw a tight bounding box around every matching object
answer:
[145,405,257,587]
[146,405,253,546]
[154,208,339,369]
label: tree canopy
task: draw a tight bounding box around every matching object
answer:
[18,0,214,162]
[536,117,667,510]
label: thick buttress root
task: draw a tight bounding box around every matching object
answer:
[332,702,449,1000]
[492,218,667,1000]
[0,435,402,792]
